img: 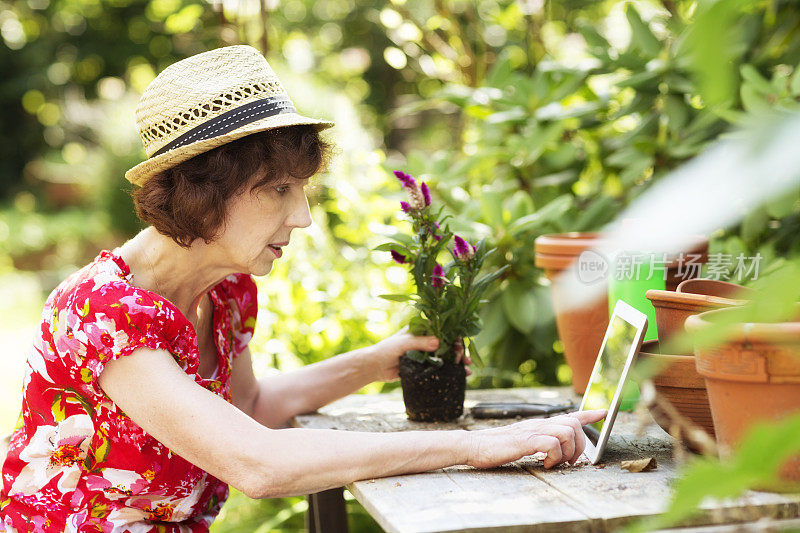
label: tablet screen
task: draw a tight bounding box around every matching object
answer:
[581,315,639,444]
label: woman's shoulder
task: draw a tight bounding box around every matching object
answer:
[47,250,179,329]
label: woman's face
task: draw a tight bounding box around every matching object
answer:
[213,175,312,276]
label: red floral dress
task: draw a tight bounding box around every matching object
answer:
[0,250,258,532]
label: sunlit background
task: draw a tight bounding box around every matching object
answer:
[2,0,800,529]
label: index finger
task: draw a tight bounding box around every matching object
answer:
[571,409,607,425]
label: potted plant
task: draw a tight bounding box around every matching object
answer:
[378,171,508,422]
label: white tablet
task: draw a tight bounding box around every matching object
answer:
[578,299,648,464]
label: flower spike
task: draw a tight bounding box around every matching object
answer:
[432,264,446,288]
[393,170,417,189]
[453,235,474,261]
[420,182,432,206]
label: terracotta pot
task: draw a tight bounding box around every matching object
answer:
[646,281,750,346]
[677,278,757,299]
[637,340,715,453]
[399,354,466,422]
[534,232,709,394]
[687,308,800,488]
[535,233,609,394]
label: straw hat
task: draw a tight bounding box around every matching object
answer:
[125,45,334,186]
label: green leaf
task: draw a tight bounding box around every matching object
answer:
[740,207,769,244]
[501,283,537,334]
[474,298,507,346]
[467,337,483,365]
[408,315,431,336]
[574,195,618,231]
[507,194,573,236]
[790,64,800,96]
[740,64,776,95]
[373,243,411,254]
[625,5,662,57]
[740,84,771,114]
[472,265,509,296]
[578,23,610,52]
[378,294,412,302]
[505,190,535,222]
[480,189,505,227]
[663,95,689,133]
[404,350,428,363]
[765,188,800,219]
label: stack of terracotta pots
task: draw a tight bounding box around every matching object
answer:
[687,307,800,488]
[533,232,709,394]
[639,279,755,452]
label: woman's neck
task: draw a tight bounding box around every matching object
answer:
[117,227,236,322]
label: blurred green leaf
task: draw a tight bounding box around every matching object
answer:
[625,5,662,58]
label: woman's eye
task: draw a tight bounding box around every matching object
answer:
[275,185,290,195]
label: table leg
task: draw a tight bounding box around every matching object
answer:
[306,487,349,533]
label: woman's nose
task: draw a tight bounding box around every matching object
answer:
[288,193,312,229]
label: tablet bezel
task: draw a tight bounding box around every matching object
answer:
[578,299,648,465]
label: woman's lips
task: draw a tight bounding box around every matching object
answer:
[268,244,283,258]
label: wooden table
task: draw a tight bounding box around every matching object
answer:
[292,387,800,533]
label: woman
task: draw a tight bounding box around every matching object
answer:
[0,45,605,532]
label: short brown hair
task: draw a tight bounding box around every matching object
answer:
[134,125,331,247]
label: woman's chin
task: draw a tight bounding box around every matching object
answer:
[248,257,275,277]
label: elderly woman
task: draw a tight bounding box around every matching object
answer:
[0,46,605,532]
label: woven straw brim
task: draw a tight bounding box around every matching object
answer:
[125,112,334,186]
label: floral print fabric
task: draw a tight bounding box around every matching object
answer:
[0,251,258,532]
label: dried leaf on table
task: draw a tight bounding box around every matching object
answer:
[620,457,657,472]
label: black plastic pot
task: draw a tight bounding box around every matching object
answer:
[398,353,466,422]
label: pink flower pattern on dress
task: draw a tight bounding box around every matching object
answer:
[0,251,258,532]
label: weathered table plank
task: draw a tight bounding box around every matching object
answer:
[292,387,800,533]
[349,465,591,533]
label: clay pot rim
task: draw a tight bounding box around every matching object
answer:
[637,341,708,395]
[534,232,710,269]
[533,232,709,256]
[677,278,758,298]
[534,232,605,258]
[638,339,696,361]
[686,307,800,344]
[645,289,748,310]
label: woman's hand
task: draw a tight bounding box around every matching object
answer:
[365,327,472,383]
[465,410,608,469]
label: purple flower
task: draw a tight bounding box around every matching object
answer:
[453,235,474,261]
[393,170,417,189]
[394,170,425,210]
[432,264,446,288]
[391,250,407,264]
[420,182,431,206]
[400,201,411,213]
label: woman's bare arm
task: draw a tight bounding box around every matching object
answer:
[229,346,376,428]
[230,331,451,428]
[100,346,605,499]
